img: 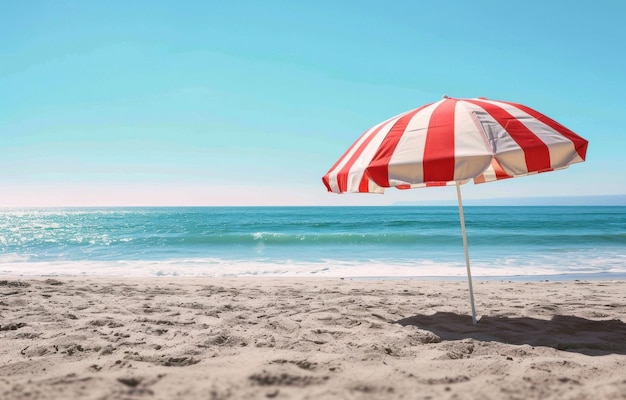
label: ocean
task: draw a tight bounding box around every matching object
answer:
[1,206,625,279]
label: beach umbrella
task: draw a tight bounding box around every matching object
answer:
[322,96,588,324]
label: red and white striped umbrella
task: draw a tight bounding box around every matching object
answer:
[322,96,588,323]
[323,96,588,193]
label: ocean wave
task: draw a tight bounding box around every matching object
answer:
[1,231,623,253]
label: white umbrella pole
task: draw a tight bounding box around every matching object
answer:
[456,182,477,324]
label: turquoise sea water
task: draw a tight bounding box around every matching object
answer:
[1,206,625,278]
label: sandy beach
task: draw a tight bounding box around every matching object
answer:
[1,277,625,399]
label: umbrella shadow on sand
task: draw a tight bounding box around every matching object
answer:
[396,312,626,356]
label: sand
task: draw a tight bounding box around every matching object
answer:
[1,277,625,400]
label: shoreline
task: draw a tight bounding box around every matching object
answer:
[2,276,625,399]
[2,271,626,282]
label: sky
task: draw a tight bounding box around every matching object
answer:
[1,0,625,207]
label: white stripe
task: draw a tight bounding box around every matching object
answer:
[452,101,494,181]
[477,163,497,183]
[327,109,420,192]
[325,117,393,192]
[386,102,439,186]
[345,115,406,191]
[368,178,385,193]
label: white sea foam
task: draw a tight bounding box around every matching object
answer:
[1,257,625,279]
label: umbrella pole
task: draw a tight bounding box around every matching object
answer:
[456,182,477,324]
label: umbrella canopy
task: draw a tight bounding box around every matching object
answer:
[323,96,588,193]
[322,96,588,323]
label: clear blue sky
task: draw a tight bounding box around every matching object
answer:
[2,0,625,206]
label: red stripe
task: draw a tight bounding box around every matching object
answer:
[321,175,333,192]
[465,99,552,173]
[422,99,458,182]
[322,128,372,192]
[492,158,511,179]
[366,103,433,187]
[473,175,486,184]
[323,130,367,180]
[335,122,392,192]
[322,120,390,192]
[474,159,512,184]
[499,100,588,160]
[358,173,371,192]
